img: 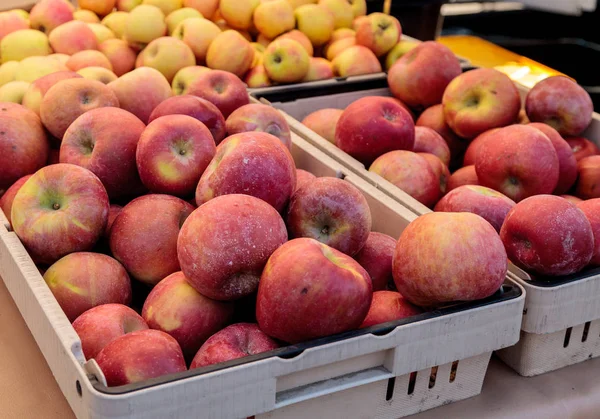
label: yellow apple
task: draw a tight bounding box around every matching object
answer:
[137,36,196,82]
[355,12,401,57]
[74,9,101,23]
[165,7,203,34]
[9,10,30,20]
[220,0,259,30]
[206,30,254,77]
[245,64,272,88]
[385,39,419,70]
[287,0,317,9]
[101,12,128,38]
[117,0,142,12]
[15,56,69,82]
[1,30,51,63]
[295,4,335,46]
[124,5,167,45]
[143,0,183,16]
[325,36,356,61]
[0,81,29,103]
[264,38,310,83]
[88,23,116,42]
[302,57,334,82]
[171,65,210,94]
[318,0,353,29]
[173,17,220,62]
[77,66,118,84]
[0,61,18,86]
[348,0,366,18]
[48,53,70,66]
[253,0,295,39]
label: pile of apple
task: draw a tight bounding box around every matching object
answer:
[0,0,412,101]
[303,40,600,278]
[0,51,510,386]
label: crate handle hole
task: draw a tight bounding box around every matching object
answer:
[76,380,82,397]
[428,366,438,389]
[407,372,417,395]
[385,377,396,401]
[449,360,459,383]
[582,322,591,342]
[564,327,573,348]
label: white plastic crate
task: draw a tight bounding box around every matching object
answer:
[0,131,524,418]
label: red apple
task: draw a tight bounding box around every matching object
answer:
[301,108,343,144]
[148,95,226,144]
[0,174,32,226]
[226,104,291,150]
[178,194,288,301]
[561,195,583,204]
[566,136,600,161]
[412,126,451,166]
[186,69,250,118]
[295,169,316,191]
[256,238,372,343]
[360,291,422,328]
[73,304,149,361]
[60,107,145,199]
[287,177,371,256]
[525,76,593,137]
[335,96,414,166]
[136,115,216,198]
[418,152,450,198]
[475,125,559,202]
[577,199,600,266]
[354,232,396,291]
[190,323,278,369]
[462,128,500,167]
[110,194,194,286]
[96,329,187,387]
[447,165,479,191]
[576,155,600,199]
[369,150,440,208]
[500,195,594,276]
[11,164,109,264]
[394,212,507,306]
[142,271,234,358]
[103,204,122,239]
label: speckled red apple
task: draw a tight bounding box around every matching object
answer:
[185,69,249,118]
[354,232,396,291]
[412,126,451,167]
[447,165,479,191]
[576,155,600,199]
[360,291,422,328]
[566,136,599,161]
[226,104,291,150]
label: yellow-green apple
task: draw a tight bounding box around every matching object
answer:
[49,21,99,54]
[442,68,521,139]
[253,0,295,39]
[186,69,249,118]
[395,212,507,306]
[182,0,218,17]
[287,177,371,255]
[179,194,288,300]
[108,67,173,123]
[0,81,29,103]
[77,66,118,84]
[171,66,211,95]
[49,53,71,66]
[331,45,382,77]
[318,0,353,29]
[74,9,100,23]
[347,0,366,17]
[29,0,73,34]
[79,0,117,16]
[566,136,600,161]
[251,42,266,54]
[96,329,186,387]
[43,252,131,322]
[256,237,372,343]
[413,126,451,167]
[22,71,81,116]
[73,304,148,360]
[205,30,254,77]
[136,37,196,83]
[526,76,593,137]
[142,0,183,15]
[354,232,396,291]
[190,323,278,368]
[434,185,516,233]
[195,132,296,211]
[325,36,356,60]
[117,0,142,11]
[475,125,559,202]
[173,17,221,62]
[576,156,600,199]
[577,199,600,266]
[110,194,194,285]
[360,291,421,328]
[13,56,68,83]
[335,96,414,165]
[355,12,401,57]
[0,11,29,41]
[40,78,120,139]
[11,164,109,264]
[9,10,30,20]
[528,122,578,195]
[88,22,115,42]
[419,152,450,197]
[277,30,314,56]
[0,61,18,86]
[0,104,49,190]
[1,30,52,63]
[447,165,479,191]
[370,151,439,207]
[166,7,203,34]
[245,64,272,88]
[149,95,226,143]
[302,57,334,82]
[60,107,145,199]
[67,50,113,71]
[226,103,291,149]
[301,108,342,143]
[501,195,594,276]
[329,27,355,43]
[388,41,461,110]
[295,168,316,191]
[385,39,418,70]
[101,11,128,38]
[124,5,166,46]
[295,4,335,47]
[287,0,318,8]
[0,174,31,226]
[142,271,234,358]
[219,0,259,30]
[99,39,136,76]
[136,115,216,196]
[264,39,310,83]
[462,128,499,166]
